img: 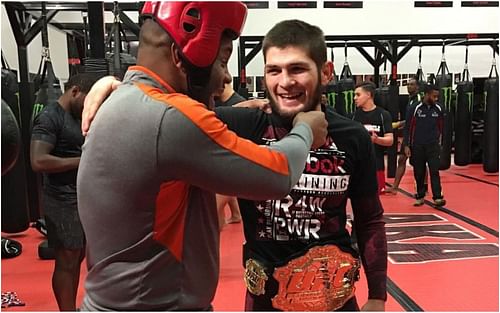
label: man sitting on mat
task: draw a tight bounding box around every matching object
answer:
[82,19,387,312]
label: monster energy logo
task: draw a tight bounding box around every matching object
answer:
[440,86,452,110]
[465,92,474,113]
[32,103,45,121]
[341,89,355,114]
[327,92,337,107]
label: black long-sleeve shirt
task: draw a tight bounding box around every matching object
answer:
[403,101,444,146]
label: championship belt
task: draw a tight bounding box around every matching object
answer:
[244,259,268,296]
[271,245,360,311]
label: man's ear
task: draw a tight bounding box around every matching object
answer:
[171,43,186,74]
[70,85,81,97]
[321,61,334,85]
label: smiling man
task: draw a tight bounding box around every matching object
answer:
[215,20,388,311]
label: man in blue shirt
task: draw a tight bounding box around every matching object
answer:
[403,83,446,206]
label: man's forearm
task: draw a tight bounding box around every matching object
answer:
[32,156,80,173]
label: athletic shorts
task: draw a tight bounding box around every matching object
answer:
[43,184,85,250]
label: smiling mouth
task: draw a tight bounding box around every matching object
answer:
[278,92,304,105]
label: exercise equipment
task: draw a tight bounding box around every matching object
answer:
[1,67,30,234]
[375,59,389,111]
[336,44,356,118]
[483,56,499,173]
[435,43,453,170]
[325,49,338,109]
[106,2,136,79]
[454,45,474,166]
[2,100,21,176]
[1,237,22,259]
[415,46,427,99]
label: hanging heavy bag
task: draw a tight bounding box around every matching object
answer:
[336,46,355,118]
[375,86,390,111]
[483,77,499,173]
[1,70,30,234]
[325,49,339,109]
[2,100,21,176]
[435,56,453,171]
[325,80,338,109]
[454,81,474,166]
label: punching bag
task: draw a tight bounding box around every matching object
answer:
[325,80,338,109]
[435,56,453,170]
[33,61,62,118]
[1,71,30,234]
[454,81,474,166]
[483,76,499,173]
[337,64,355,118]
[325,49,339,110]
[375,86,390,111]
[2,100,21,175]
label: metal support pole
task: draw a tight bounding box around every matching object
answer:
[87,2,106,59]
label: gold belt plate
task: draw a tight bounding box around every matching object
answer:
[271,245,359,311]
[244,259,268,296]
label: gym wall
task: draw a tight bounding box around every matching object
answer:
[1,1,498,85]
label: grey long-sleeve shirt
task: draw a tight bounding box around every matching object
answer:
[77,66,315,311]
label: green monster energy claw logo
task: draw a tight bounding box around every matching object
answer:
[341,89,355,114]
[327,92,337,107]
[441,87,452,110]
[32,103,45,121]
[465,92,474,113]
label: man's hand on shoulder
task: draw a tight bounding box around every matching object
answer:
[232,99,271,114]
[82,76,122,136]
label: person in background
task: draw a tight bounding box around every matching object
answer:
[352,81,393,194]
[386,77,427,194]
[30,72,101,311]
[80,19,387,312]
[321,93,328,107]
[404,83,446,207]
[76,2,327,311]
[214,83,245,229]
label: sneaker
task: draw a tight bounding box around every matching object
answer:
[414,198,424,206]
[434,198,446,206]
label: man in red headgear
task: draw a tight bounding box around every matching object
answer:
[77,2,327,311]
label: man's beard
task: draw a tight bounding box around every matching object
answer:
[266,77,322,120]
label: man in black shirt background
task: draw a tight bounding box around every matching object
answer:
[352,81,393,195]
[386,77,425,194]
[30,73,100,311]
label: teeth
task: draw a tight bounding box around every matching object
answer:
[280,93,301,99]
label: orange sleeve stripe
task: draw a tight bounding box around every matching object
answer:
[153,181,190,262]
[136,82,290,176]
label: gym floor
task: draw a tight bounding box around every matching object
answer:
[1,163,498,311]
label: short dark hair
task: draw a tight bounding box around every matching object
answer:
[355,81,376,98]
[263,20,327,70]
[424,83,439,94]
[65,73,102,94]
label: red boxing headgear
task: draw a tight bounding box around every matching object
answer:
[141,2,247,68]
